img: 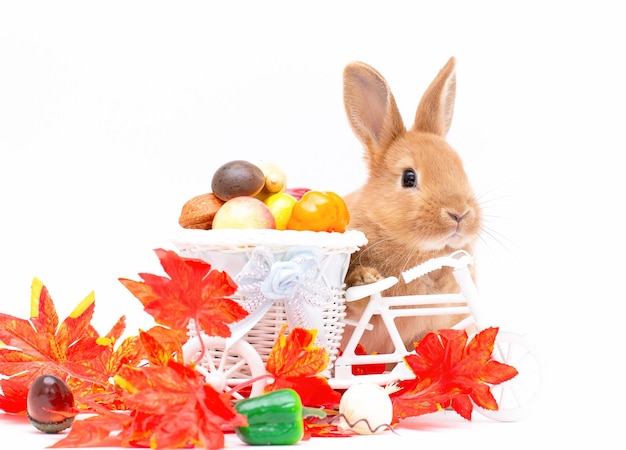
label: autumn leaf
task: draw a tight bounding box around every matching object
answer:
[266,326,328,377]
[54,358,247,449]
[0,279,98,378]
[390,327,518,421]
[52,322,248,448]
[67,324,143,410]
[0,374,31,414]
[49,402,133,448]
[304,422,355,438]
[119,249,248,337]
[265,325,341,409]
[130,326,195,370]
[0,279,129,413]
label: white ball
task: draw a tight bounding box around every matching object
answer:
[338,383,393,434]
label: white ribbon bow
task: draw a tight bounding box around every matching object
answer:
[234,246,332,346]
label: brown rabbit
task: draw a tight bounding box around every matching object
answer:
[342,57,483,355]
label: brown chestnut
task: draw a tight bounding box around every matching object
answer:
[27,374,75,433]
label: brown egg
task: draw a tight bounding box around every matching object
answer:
[211,160,265,201]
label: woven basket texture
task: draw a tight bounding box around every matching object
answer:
[172,229,367,374]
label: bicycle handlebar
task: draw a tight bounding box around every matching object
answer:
[401,250,473,284]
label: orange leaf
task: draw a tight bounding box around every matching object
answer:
[266,325,328,378]
[0,374,30,413]
[66,320,144,410]
[49,401,132,448]
[390,327,519,421]
[268,375,341,409]
[138,329,174,366]
[119,249,248,336]
[265,325,340,408]
[140,325,187,361]
[304,419,355,438]
[120,361,245,449]
[68,338,142,410]
[479,359,519,385]
[55,361,247,448]
[0,280,128,413]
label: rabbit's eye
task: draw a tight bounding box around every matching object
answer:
[401,169,418,188]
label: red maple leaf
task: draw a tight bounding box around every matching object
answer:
[304,420,355,438]
[53,330,247,449]
[0,278,130,413]
[65,324,189,410]
[58,366,245,448]
[66,324,144,410]
[139,325,188,362]
[49,401,133,448]
[119,249,248,337]
[390,327,518,421]
[264,325,341,409]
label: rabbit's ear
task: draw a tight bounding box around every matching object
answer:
[413,57,457,137]
[343,62,405,163]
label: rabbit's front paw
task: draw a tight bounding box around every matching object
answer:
[346,266,384,287]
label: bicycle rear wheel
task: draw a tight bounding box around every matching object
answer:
[476,331,542,422]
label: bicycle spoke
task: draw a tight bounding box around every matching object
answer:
[224,358,249,378]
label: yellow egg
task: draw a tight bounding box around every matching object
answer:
[264,192,297,230]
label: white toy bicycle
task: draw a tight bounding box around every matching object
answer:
[176,230,541,423]
[331,250,541,422]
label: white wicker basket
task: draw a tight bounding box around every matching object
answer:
[171,228,368,373]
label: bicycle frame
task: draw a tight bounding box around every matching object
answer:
[330,250,483,389]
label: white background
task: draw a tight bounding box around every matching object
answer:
[1,1,623,448]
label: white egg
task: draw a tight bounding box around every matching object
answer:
[338,383,393,434]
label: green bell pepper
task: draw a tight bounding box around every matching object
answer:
[234,388,323,446]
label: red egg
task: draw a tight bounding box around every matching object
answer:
[27,374,75,433]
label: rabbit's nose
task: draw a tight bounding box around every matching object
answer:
[447,211,467,223]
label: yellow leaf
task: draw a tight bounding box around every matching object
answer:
[30,277,44,318]
[69,291,96,319]
[96,337,113,346]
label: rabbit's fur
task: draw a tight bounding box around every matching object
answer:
[342,57,482,354]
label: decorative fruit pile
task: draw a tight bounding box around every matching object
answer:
[178,160,350,232]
